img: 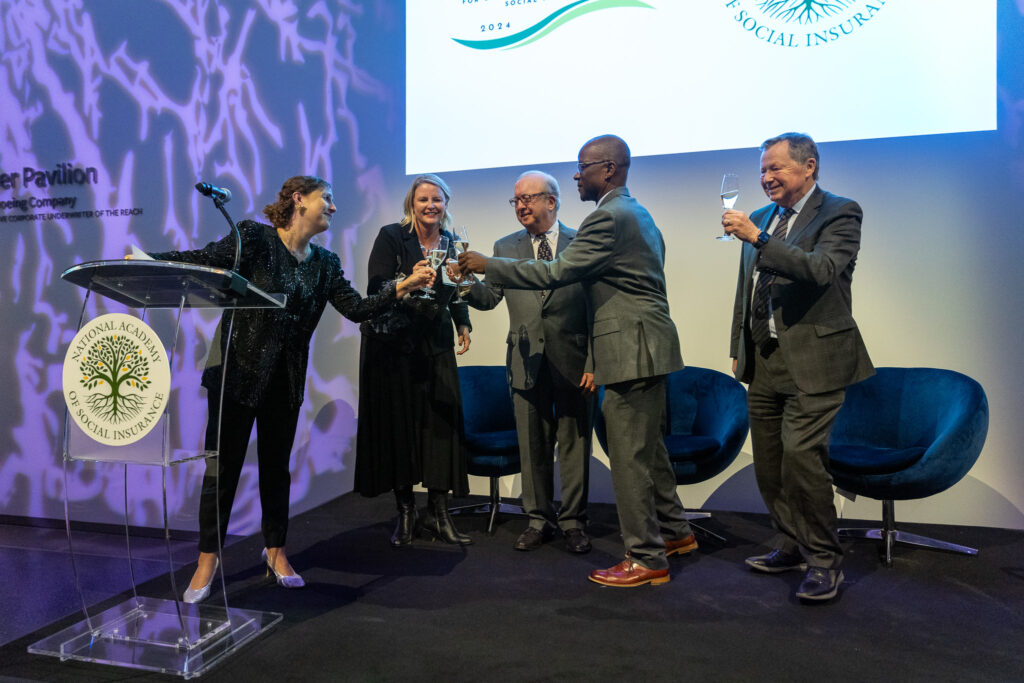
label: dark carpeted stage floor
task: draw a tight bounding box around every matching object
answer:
[2,492,1023,682]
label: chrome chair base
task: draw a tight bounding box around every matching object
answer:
[684,510,727,543]
[839,499,978,567]
[449,476,525,534]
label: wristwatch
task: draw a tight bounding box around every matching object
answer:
[754,231,770,249]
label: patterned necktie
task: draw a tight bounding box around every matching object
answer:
[536,233,553,261]
[536,233,553,300]
[750,208,793,347]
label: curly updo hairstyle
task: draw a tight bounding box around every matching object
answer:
[263,175,331,229]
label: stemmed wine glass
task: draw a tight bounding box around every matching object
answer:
[451,226,475,297]
[716,172,740,241]
[453,225,470,255]
[419,235,449,298]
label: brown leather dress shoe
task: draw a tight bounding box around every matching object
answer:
[664,533,698,557]
[588,558,669,587]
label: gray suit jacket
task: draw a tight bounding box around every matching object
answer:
[464,221,591,391]
[486,187,683,387]
[730,186,874,394]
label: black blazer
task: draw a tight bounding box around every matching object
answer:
[362,222,471,355]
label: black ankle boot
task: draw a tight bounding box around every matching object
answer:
[391,487,417,547]
[420,490,473,545]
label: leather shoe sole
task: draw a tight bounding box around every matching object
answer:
[665,533,698,557]
[589,559,669,587]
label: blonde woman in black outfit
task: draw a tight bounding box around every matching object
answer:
[355,174,473,547]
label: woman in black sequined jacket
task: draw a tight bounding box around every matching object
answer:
[149,175,434,603]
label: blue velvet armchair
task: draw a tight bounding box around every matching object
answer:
[450,365,524,533]
[828,367,989,566]
[595,366,749,540]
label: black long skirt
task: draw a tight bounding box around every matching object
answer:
[354,335,469,497]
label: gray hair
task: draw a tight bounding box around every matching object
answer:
[515,170,561,211]
[761,132,819,180]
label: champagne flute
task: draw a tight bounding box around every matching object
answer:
[452,226,474,297]
[420,235,449,298]
[453,225,470,255]
[716,172,739,241]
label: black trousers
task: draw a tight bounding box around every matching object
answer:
[747,342,845,569]
[198,364,301,553]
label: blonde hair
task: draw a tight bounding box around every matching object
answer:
[400,174,453,233]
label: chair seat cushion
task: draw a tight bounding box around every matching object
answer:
[829,444,927,475]
[664,434,721,463]
[466,453,519,477]
[465,430,518,453]
[465,429,520,477]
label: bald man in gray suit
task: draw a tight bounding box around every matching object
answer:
[460,135,696,587]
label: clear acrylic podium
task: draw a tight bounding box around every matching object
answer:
[29,260,286,678]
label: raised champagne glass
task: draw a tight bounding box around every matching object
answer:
[716,172,739,241]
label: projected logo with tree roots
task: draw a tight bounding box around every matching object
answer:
[727,0,887,47]
[63,314,171,446]
[756,0,853,25]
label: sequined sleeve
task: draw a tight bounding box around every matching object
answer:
[325,250,398,323]
[148,230,242,267]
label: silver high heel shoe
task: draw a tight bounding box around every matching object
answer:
[261,548,305,588]
[182,557,218,604]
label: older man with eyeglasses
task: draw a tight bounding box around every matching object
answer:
[460,136,696,586]
[461,170,596,554]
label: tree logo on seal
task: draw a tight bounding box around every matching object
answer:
[78,334,153,422]
[754,0,853,25]
[63,313,171,446]
[726,0,888,48]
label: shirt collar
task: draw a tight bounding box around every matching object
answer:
[533,221,559,242]
[783,183,816,218]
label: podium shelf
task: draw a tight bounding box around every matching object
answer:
[62,260,286,309]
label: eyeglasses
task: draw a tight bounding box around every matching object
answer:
[576,159,612,173]
[508,192,551,208]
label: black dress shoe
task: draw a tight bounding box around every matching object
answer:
[745,549,807,574]
[563,528,592,554]
[795,567,844,601]
[514,526,553,551]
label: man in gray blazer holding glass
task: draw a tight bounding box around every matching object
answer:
[463,170,596,555]
[459,135,697,587]
[722,132,873,602]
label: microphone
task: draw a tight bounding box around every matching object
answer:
[194,182,232,203]
[194,180,244,291]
